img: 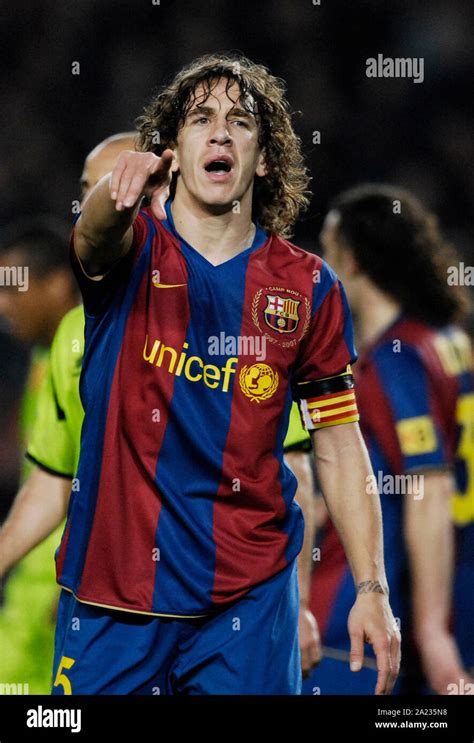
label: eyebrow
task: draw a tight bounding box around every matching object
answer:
[187,105,256,121]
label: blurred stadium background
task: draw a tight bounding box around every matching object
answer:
[0,0,472,693]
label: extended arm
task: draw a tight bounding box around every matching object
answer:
[75,149,175,275]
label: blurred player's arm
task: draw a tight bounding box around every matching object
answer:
[0,468,70,578]
[405,470,472,693]
[75,149,175,275]
[285,449,322,677]
[0,311,82,581]
[311,421,401,694]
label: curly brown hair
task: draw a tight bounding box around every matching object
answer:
[330,184,470,325]
[135,52,311,237]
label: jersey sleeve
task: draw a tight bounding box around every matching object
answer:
[292,264,359,431]
[371,342,449,473]
[70,210,150,315]
[26,307,85,478]
[26,353,76,478]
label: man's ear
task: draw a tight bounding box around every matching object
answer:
[255,149,267,177]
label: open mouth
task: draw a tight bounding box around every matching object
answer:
[204,160,233,174]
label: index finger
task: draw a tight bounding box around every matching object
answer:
[110,158,127,200]
[158,148,175,172]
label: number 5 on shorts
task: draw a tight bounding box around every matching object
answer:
[53,656,75,695]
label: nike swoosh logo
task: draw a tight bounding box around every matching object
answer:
[152,282,187,288]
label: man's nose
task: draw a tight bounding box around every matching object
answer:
[209,122,232,145]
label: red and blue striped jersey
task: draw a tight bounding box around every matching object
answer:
[309,316,474,667]
[56,200,357,617]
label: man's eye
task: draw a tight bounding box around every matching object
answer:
[195,117,209,124]
[231,119,248,127]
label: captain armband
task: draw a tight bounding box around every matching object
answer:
[292,364,360,431]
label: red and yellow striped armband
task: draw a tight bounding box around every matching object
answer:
[292,365,360,431]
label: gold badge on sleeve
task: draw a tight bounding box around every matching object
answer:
[396,415,437,456]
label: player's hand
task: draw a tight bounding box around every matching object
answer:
[299,606,322,678]
[348,592,401,695]
[418,631,473,694]
[110,148,175,220]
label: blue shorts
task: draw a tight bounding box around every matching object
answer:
[52,560,301,695]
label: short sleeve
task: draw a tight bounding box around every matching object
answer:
[26,356,76,478]
[371,343,449,473]
[292,265,359,431]
[70,210,150,315]
[26,307,85,478]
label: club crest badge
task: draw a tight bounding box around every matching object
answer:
[252,287,311,348]
[264,294,300,333]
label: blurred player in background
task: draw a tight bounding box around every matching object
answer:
[0,133,136,693]
[50,53,400,695]
[0,219,76,464]
[0,218,77,688]
[0,321,28,589]
[301,184,473,695]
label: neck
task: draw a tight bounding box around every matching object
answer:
[353,283,402,350]
[170,186,257,266]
